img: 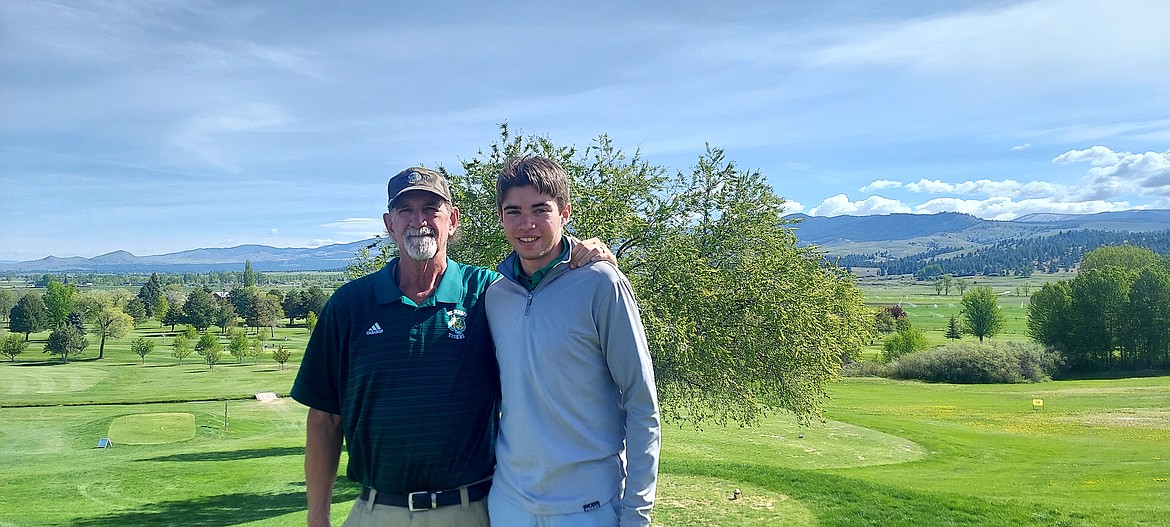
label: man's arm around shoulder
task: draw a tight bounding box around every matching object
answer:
[305,408,343,527]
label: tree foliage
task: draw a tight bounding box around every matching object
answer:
[9,293,49,340]
[124,297,148,327]
[43,279,77,328]
[131,337,155,365]
[171,335,193,365]
[945,315,962,340]
[228,329,250,364]
[195,331,222,369]
[181,288,218,331]
[1027,246,1170,371]
[271,345,291,370]
[0,289,17,323]
[44,324,88,363]
[92,307,133,360]
[1,333,28,361]
[347,127,874,425]
[137,273,164,317]
[883,325,928,362]
[960,286,1005,342]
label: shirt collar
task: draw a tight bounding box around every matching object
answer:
[376,257,465,306]
[513,236,571,291]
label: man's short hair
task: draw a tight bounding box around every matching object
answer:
[497,155,571,211]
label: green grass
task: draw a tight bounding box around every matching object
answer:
[107,412,197,444]
[1,303,1168,526]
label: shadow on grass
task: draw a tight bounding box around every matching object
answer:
[663,459,1093,527]
[140,446,304,462]
[68,481,361,527]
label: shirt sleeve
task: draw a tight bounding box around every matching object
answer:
[595,265,661,527]
[290,294,342,415]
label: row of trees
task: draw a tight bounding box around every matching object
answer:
[1028,246,1170,371]
[348,126,874,425]
[4,271,328,363]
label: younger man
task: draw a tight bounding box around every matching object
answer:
[485,155,661,526]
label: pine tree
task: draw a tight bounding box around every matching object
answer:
[946,315,962,340]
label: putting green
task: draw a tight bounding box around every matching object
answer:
[106,413,196,445]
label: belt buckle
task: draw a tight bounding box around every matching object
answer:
[407,491,437,512]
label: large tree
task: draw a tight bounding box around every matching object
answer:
[10,293,49,340]
[1027,281,1072,350]
[1067,267,1130,371]
[960,286,1006,342]
[351,128,873,425]
[43,279,77,328]
[92,307,133,360]
[137,273,164,317]
[1079,245,1160,274]
[181,288,218,331]
[124,297,148,327]
[0,289,17,324]
[1121,266,1170,368]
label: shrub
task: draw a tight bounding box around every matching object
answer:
[890,341,1062,384]
[882,327,928,362]
[840,359,890,378]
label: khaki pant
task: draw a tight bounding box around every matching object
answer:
[341,496,489,527]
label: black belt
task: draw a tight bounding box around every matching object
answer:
[360,479,492,512]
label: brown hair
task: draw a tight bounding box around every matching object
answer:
[497,155,570,211]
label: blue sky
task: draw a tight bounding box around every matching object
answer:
[2,0,1168,262]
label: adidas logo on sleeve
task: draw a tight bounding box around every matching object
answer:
[365,322,384,335]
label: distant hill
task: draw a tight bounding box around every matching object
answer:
[0,239,378,273]
[8,209,1170,274]
[787,210,1170,258]
[786,209,1170,277]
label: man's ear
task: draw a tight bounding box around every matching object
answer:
[382,212,394,236]
[561,201,572,224]
[448,206,460,234]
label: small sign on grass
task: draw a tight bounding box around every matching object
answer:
[1032,398,1044,410]
[97,437,112,448]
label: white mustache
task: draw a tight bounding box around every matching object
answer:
[406,226,435,238]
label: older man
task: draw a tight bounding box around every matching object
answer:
[291,167,613,527]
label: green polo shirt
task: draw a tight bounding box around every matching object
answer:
[291,258,501,494]
[514,236,571,291]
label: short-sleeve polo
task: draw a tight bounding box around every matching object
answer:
[291,258,501,494]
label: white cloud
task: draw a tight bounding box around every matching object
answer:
[809,194,912,216]
[904,179,955,194]
[321,217,386,238]
[860,179,902,192]
[1055,146,1170,197]
[915,196,1132,220]
[1011,143,1031,151]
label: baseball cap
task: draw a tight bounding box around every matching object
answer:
[388,167,452,208]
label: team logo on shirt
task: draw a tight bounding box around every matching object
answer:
[365,322,383,335]
[446,309,467,339]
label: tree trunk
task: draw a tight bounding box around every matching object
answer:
[99,335,107,359]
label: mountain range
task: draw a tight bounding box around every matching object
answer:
[6,210,1170,273]
[786,209,1170,258]
[0,240,377,273]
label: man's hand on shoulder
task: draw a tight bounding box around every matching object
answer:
[568,236,617,269]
